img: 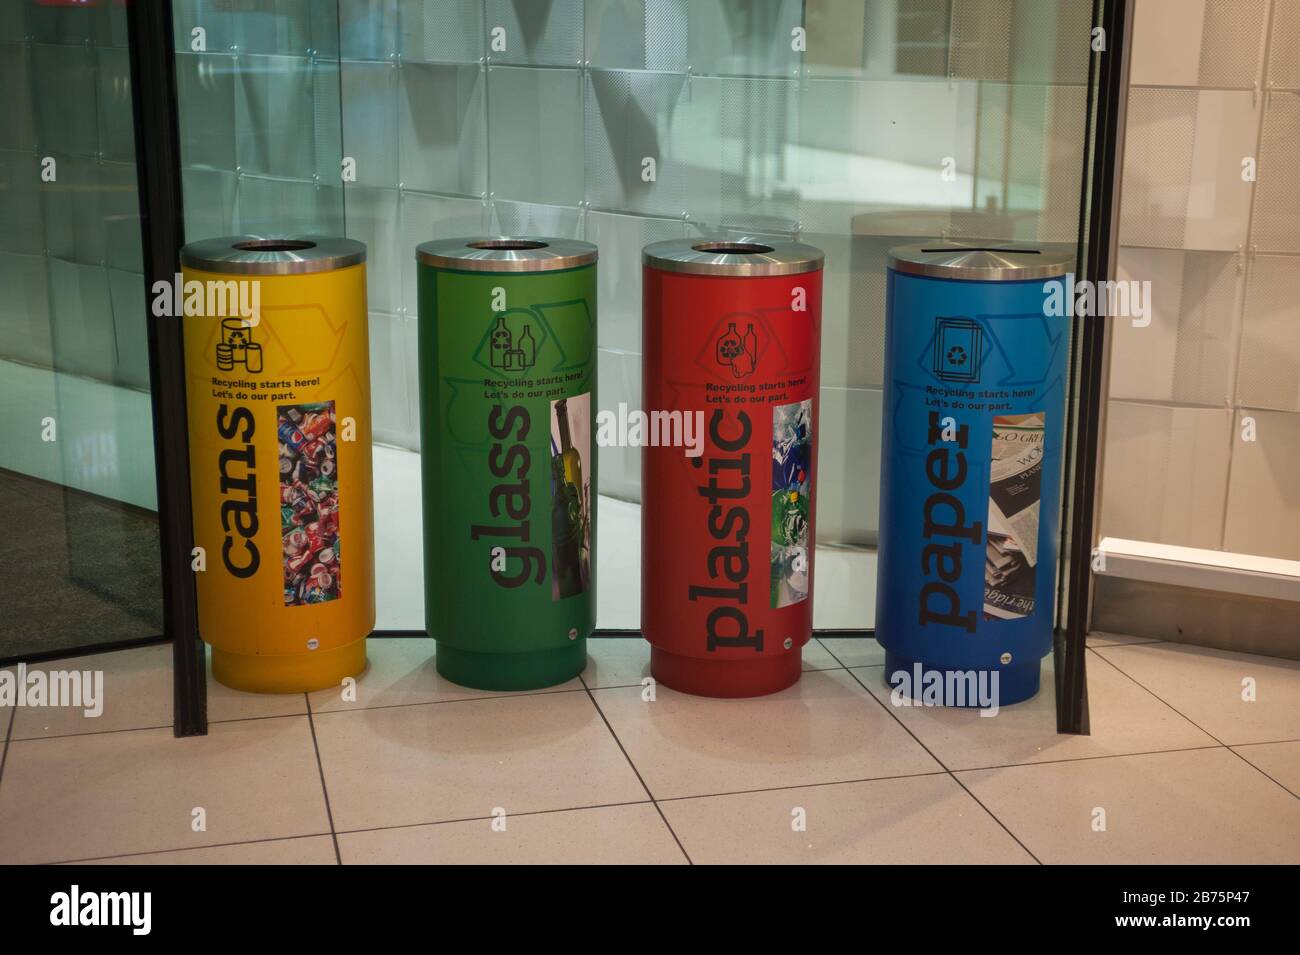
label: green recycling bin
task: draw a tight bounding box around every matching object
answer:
[416,237,598,690]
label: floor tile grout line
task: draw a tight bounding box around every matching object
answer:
[944,774,1042,865]
[1223,744,1300,802]
[1231,736,1300,747]
[950,743,1230,774]
[331,799,661,838]
[12,640,1291,864]
[303,693,343,865]
[842,665,1043,864]
[858,644,1279,771]
[843,665,952,770]
[5,709,309,744]
[588,667,844,693]
[25,734,1298,864]
[29,801,668,866]
[653,770,952,803]
[815,637,877,671]
[310,683,591,716]
[4,684,594,745]
[1085,638,1166,649]
[0,703,15,799]
[1086,646,1231,746]
[853,650,1293,762]
[579,672,694,865]
[41,831,337,866]
[5,641,856,741]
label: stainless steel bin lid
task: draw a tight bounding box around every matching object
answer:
[642,238,824,277]
[180,235,366,275]
[887,241,1075,281]
[416,237,598,272]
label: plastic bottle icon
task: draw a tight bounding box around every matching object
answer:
[736,323,757,377]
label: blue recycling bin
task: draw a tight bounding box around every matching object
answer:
[876,242,1075,706]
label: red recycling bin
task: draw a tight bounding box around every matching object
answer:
[641,239,824,697]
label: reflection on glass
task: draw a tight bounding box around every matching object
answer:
[169,0,1094,631]
[0,0,162,659]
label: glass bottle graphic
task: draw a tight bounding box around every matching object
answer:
[517,324,536,369]
[489,314,511,369]
[550,398,586,598]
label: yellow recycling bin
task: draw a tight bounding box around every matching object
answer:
[180,236,375,692]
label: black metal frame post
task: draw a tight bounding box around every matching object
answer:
[1054,0,1132,734]
[126,0,206,737]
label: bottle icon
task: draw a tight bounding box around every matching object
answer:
[716,322,742,367]
[489,313,538,371]
[518,325,536,368]
[490,314,511,370]
[715,320,757,378]
[735,323,757,377]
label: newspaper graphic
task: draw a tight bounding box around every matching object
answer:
[983,413,1044,621]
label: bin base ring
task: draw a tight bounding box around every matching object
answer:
[211,639,366,694]
[883,650,1041,707]
[436,640,586,692]
[650,646,802,698]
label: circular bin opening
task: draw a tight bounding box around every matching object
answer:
[232,239,318,253]
[691,241,775,255]
[919,246,1040,254]
[467,240,550,251]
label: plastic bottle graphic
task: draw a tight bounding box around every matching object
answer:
[518,324,536,369]
[736,323,757,377]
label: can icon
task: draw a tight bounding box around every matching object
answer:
[215,317,264,373]
[416,237,598,691]
[641,239,824,697]
[181,236,375,693]
[876,242,1075,706]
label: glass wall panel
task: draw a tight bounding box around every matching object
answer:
[0,0,162,660]
[1101,0,1300,565]
[173,0,1096,634]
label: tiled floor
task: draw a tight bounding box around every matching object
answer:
[1,635,1298,864]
